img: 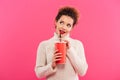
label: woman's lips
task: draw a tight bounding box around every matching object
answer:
[59,30,65,34]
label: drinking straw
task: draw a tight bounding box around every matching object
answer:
[59,34,62,42]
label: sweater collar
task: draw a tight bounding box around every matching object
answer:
[53,32,70,41]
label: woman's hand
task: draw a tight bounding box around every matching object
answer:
[64,40,70,49]
[52,50,62,69]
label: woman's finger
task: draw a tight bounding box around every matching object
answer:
[63,40,70,49]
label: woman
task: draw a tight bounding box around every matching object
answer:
[35,6,88,80]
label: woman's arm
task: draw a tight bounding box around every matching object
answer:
[67,40,88,76]
[34,42,57,78]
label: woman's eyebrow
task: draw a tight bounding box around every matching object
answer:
[67,23,72,26]
[60,20,64,22]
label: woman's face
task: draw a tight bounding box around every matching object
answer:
[55,15,74,38]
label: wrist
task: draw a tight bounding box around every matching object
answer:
[52,62,56,69]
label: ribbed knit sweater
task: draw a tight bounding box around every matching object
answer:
[35,33,88,80]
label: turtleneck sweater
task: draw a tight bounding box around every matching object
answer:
[35,33,88,80]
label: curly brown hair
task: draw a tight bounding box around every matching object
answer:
[55,6,79,27]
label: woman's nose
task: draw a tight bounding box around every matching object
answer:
[61,25,67,29]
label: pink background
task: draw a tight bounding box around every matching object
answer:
[0,0,120,80]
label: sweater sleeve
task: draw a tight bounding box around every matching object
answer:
[67,40,88,76]
[34,42,57,79]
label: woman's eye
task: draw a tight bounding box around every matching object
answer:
[67,24,71,28]
[60,21,64,24]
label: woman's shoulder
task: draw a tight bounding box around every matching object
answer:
[70,38,84,46]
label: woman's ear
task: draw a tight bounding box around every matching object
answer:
[54,20,57,28]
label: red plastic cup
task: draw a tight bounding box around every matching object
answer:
[55,42,67,64]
